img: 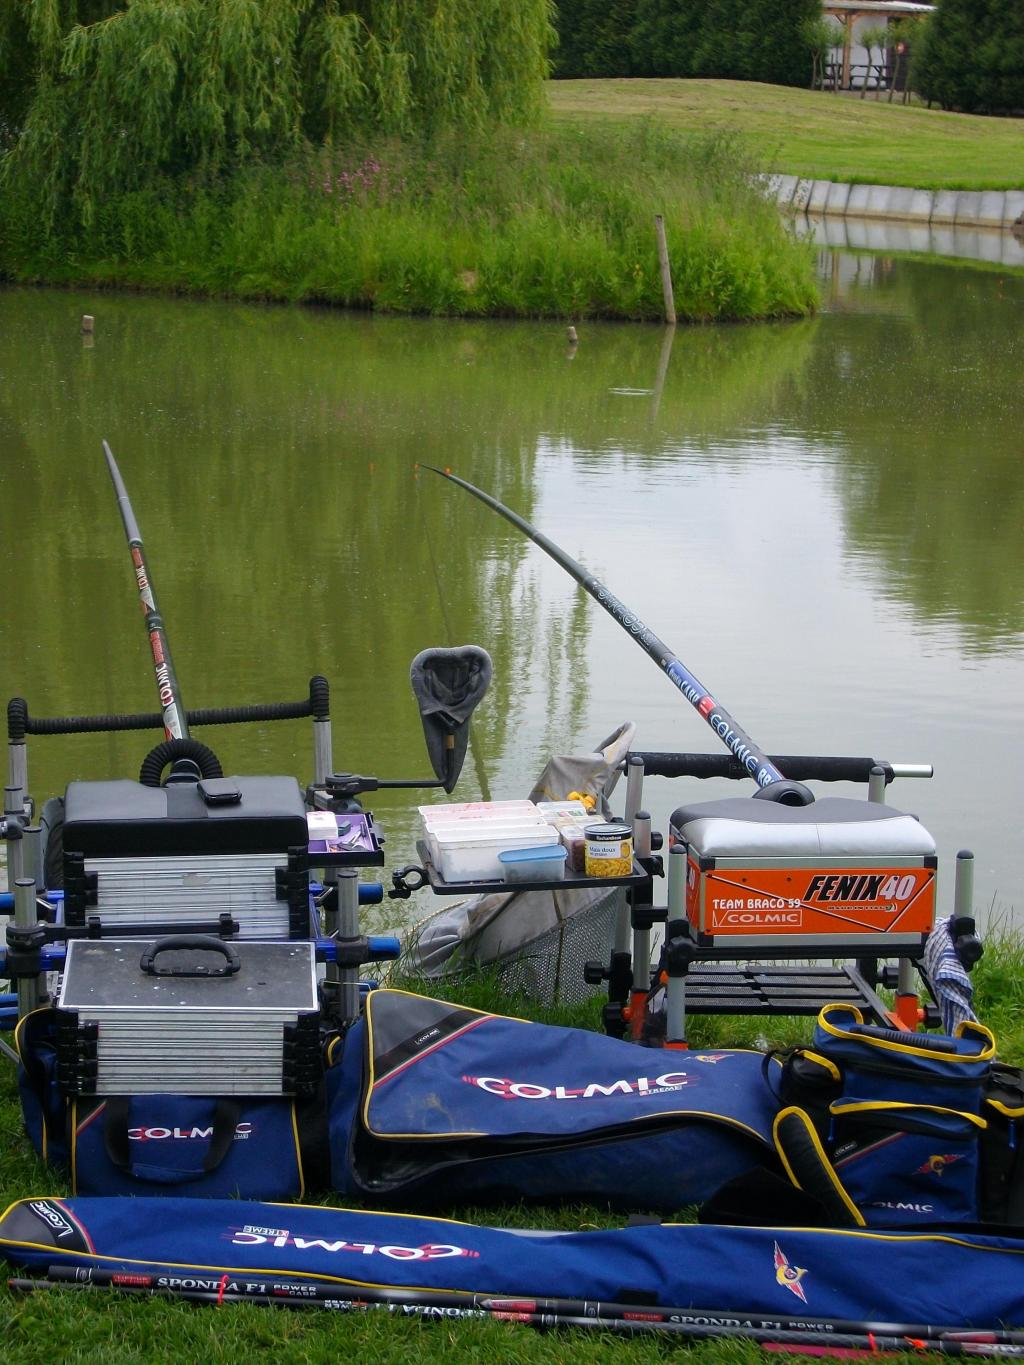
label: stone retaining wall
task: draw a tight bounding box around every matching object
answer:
[767,175,1024,228]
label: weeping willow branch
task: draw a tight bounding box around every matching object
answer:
[1,0,554,223]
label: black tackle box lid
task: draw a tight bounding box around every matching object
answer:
[63,776,308,857]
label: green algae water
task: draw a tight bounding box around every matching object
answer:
[1,250,1022,931]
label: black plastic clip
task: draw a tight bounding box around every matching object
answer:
[388,865,429,900]
[4,921,47,978]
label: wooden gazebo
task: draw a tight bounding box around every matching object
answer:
[822,0,934,90]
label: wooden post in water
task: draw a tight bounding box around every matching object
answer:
[654,215,676,326]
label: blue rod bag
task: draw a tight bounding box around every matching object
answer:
[2,1196,1024,1328]
[328,989,779,1209]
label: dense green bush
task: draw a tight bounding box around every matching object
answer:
[913,0,1024,114]
[554,0,818,86]
[0,123,818,323]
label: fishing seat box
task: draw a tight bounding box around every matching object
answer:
[53,937,322,1098]
[669,796,937,952]
[61,777,312,939]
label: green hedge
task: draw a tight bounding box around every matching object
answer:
[913,0,1024,114]
[554,0,818,86]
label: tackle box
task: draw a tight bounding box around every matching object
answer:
[429,824,557,882]
[61,777,313,938]
[669,796,938,952]
[54,937,321,1097]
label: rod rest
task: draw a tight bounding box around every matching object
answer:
[629,752,896,784]
[7,677,330,740]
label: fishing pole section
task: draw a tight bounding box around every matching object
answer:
[102,441,224,788]
[422,465,805,800]
[12,1267,1024,1356]
[103,441,189,747]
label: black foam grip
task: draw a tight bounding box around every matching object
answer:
[631,752,894,784]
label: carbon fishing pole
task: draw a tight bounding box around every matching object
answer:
[36,1266,1024,1350]
[423,466,785,789]
[102,440,188,742]
[17,1275,1022,1355]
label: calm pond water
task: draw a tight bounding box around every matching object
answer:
[1,250,1022,936]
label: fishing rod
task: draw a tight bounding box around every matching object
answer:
[103,440,188,742]
[36,1265,1024,1350]
[15,1276,1024,1356]
[423,466,785,790]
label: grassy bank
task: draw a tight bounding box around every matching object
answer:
[1,933,1020,1362]
[0,124,816,323]
[549,79,1024,190]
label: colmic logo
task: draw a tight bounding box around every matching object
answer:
[692,1054,730,1065]
[915,1153,965,1177]
[462,1072,692,1100]
[131,547,156,610]
[229,1230,479,1261]
[773,1242,809,1303]
[713,909,802,928]
[128,1123,253,1142]
[803,873,921,906]
[28,1201,76,1240]
[870,1201,934,1213]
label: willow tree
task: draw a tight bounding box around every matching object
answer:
[1,0,554,222]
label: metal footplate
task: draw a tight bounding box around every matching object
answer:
[661,960,896,1022]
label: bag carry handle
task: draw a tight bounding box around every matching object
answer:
[103,1097,242,1182]
[846,1024,957,1053]
[139,935,241,978]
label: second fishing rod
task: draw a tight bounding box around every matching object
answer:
[16,1275,1024,1357]
[38,1264,1024,1349]
[423,465,805,796]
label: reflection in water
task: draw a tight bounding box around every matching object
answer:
[809,253,1024,650]
[1,258,1022,930]
[802,215,1024,270]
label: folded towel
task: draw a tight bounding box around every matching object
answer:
[924,914,976,1034]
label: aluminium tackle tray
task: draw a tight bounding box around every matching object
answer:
[54,937,321,1098]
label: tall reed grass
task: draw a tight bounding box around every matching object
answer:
[0,123,817,322]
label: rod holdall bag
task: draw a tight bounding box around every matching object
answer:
[767,1003,1024,1228]
[16,1004,330,1200]
[3,1196,1024,1329]
[326,988,781,1211]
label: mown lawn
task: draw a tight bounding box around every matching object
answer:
[548,79,1024,190]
